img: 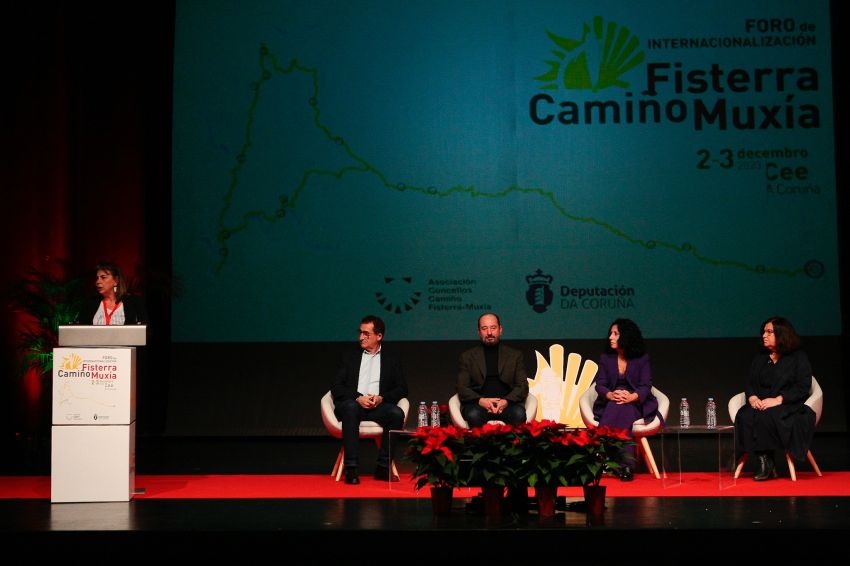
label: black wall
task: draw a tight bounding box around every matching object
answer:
[165,336,844,436]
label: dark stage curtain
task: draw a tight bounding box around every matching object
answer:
[3,3,175,466]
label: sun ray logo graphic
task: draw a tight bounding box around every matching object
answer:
[60,353,82,370]
[374,276,422,314]
[535,16,644,92]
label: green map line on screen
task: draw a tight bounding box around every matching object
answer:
[213,43,811,279]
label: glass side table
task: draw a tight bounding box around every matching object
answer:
[387,429,417,491]
[660,425,736,489]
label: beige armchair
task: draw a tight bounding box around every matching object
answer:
[320,391,409,481]
[727,376,823,481]
[579,385,670,479]
[447,393,538,428]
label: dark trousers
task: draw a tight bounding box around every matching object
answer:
[735,403,816,462]
[734,404,783,460]
[334,399,404,468]
[461,401,526,428]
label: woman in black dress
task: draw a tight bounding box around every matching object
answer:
[734,316,815,481]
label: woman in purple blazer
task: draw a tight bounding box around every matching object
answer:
[592,318,662,481]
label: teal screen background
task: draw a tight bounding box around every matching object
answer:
[172,0,838,342]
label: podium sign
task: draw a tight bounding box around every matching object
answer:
[51,326,143,503]
[52,347,136,425]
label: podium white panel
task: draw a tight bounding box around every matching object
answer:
[52,347,136,425]
[51,422,136,503]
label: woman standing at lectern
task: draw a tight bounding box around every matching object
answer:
[87,262,147,325]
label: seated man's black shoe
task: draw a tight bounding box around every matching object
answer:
[344,467,360,485]
[618,466,633,482]
[374,465,399,482]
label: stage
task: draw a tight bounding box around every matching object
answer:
[2,435,849,562]
[2,491,848,562]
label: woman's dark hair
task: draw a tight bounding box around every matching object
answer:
[761,316,801,354]
[605,318,646,359]
[96,262,127,301]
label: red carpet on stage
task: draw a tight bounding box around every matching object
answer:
[1,472,847,499]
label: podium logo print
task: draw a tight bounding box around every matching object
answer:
[525,269,554,313]
[534,16,645,92]
[60,352,83,370]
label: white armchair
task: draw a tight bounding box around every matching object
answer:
[579,385,669,479]
[320,391,410,481]
[727,376,823,481]
[447,393,538,429]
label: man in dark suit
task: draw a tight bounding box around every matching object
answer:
[456,313,529,427]
[331,315,407,484]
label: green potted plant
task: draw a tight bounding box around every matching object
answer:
[8,263,86,471]
[10,265,86,378]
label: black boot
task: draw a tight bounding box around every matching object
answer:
[766,452,778,478]
[753,452,777,481]
[753,453,767,480]
[344,466,360,485]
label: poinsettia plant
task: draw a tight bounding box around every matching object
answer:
[406,422,633,490]
[513,419,573,487]
[406,425,466,490]
[460,422,523,488]
[565,425,634,487]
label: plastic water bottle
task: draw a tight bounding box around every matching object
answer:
[430,401,440,428]
[706,397,717,429]
[679,398,690,428]
[417,401,428,428]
